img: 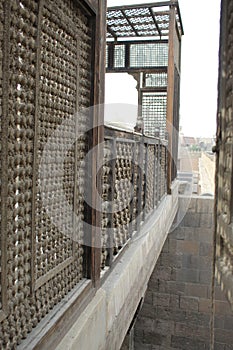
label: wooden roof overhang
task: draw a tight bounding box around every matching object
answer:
[106,1,183,41]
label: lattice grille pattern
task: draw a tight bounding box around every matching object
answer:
[106,42,169,71]
[124,8,158,37]
[101,141,112,269]
[107,6,178,38]
[101,131,168,270]
[130,43,168,67]
[114,45,125,68]
[145,145,155,214]
[0,0,92,347]
[36,1,76,278]
[1,1,39,347]
[142,92,167,139]
[154,12,169,36]
[34,0,90,316]
[107,8,156,38]
[160,144,167,198]
[145,72,167,88]
[113,142,134,255]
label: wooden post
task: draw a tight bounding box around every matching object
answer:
[153,142,157,208]
[136,140,144,232]
[157,139,161,201]
[125,42,130,69]
[166,4,176,194]
[89,0,107,287]
[106,138,116,268]
[108,42,114,70]
[143,142,149,220]
[129,140,137,237]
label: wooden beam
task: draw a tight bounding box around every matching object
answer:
[140,87,167,93]
[175,1,184,35]
[90,0,107,287]
[107,42,114,69]
[107,39,168,45]
[106,66,168,74]
[125,42,130,68]
[107,2,172,11]
[106,138,116,267]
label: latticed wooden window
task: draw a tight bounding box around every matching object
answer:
[142,91,167,138]
[0,0,97,347]
[130,42,168,68]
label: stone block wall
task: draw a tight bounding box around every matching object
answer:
[134,196,233,350]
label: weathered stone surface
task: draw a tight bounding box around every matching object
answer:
[177,240,199,255]
[174,323,210,340]
[181,212,201,227]
[171,335,207,350]
[199,270,212,284]
[180,296,199,311]
[175,268,199,283]
[135,343,152,350]
[200,213,213,228]
[185,283,208,298]
[199,242,212,257]
[215,329,233,344]
[196,227,213,243]
[196,197,214,214]
[198,298,211,313]
[134,197,233,350]
[153,293,170,307]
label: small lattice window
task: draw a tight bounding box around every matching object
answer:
[145,72,168,88]
[130,43,168,67]
[114,45,125,68]
[142,91,167,138]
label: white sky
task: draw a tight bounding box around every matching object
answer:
[106,0,221,137]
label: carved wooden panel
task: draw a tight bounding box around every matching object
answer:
[0,0,94,346]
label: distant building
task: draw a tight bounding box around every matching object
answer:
[182,136,197,147]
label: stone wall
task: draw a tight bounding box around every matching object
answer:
[134,196,233,350]
[199,153,215,195]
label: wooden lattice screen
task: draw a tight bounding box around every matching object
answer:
[101,127,168,271]
[0,0,170,347]
[0,0,97,347]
